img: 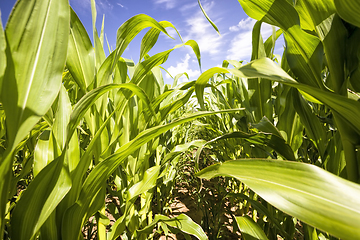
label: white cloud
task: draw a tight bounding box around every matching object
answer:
[166,54,201,83]
[154,0,177,9]
[179,2,198,12]
[183,14,223,57]
[227,20,275,61]
[229,17,256,32]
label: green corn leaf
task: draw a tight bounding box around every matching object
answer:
[291,89,327,158]
[90,0,106,71]
[239,0,324,89]
[1,0,69,236]
[334,0,360,28]
[132,40,201,86]
[235,216,269,240]
[198,58,360,136]
[195,129,295,163]
[139,21,182,62]
[197,159,360,240]
[11,154,71,240]
[67,7,95,92]
[33,130,54,177]
[66,83,155,144]
[295,1,347,93]
[138,214,208,240]
[62,109,242,239]
[127,165,161,202]
[227,193,290,238]
[53,85,72,151]
[3,0,69,150]
[96,14,172,88]
[198,0,220,35]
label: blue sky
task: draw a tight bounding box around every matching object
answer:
[1,0,283,84]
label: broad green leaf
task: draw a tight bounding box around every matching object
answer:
[292,89,327,158]
[94,14,173,89]
[239,0,324,89]
[116,14,171,56]
[53,85,72,150]
[1,0,69,236]
[275,85,303,153]
[173,72,190,87]
[334,0,360,28]
[348,28,360,92]
[138,214,208,240]
[197,159,360,240]
[33,130,54,176]
[127,166,160,202]
[264,28,282,58]
[39,212,58,240]
[235,216,269,240]
[11,155,71,240]
[3,0,69,150]
[251,21,266,60]
[295,1,347,93]
[62,109,242,239]
[67,7,95,92]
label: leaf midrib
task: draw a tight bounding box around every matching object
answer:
[19,0,53,125]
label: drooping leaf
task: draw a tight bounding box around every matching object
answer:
[197,159,360,240]
[198,0,220,35]
[196,58,360,136]
[139,21,182,62]
[239,0,324,89]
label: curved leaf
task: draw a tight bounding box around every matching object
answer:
[197,159,360,240]
[196,58,360,136]
[239,0,324,89]
[334,0,360,28]
[138,214,208,240]
[11,155,71,240]
[235,216,269,240]
[198,0,220,35]
[62,109,242,239]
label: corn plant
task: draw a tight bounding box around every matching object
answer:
[194,0,360,239]
[0,0,248,239]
